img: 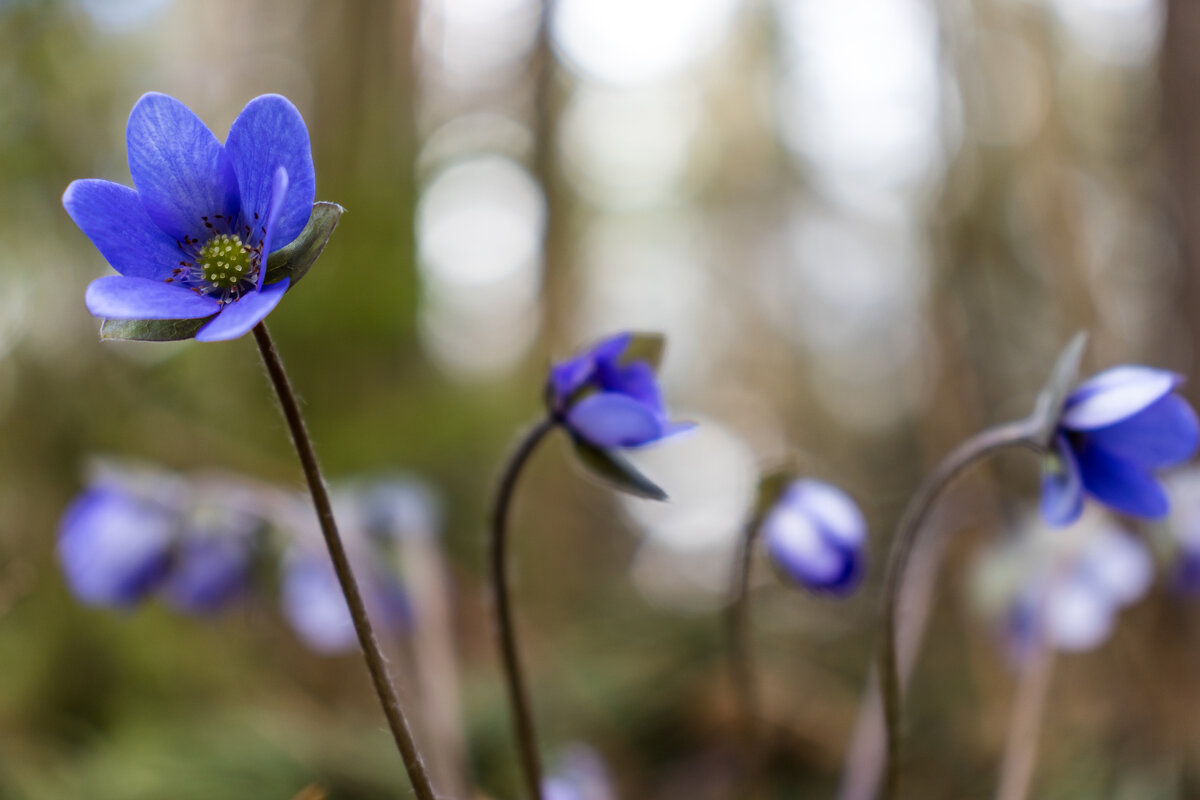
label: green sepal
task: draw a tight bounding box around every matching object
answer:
[1028,331,1088,448]
[570,437,668,501]
[619,332,665,372]
[753,467,794,520]
[263,201,345,288]
[99,317,208,342]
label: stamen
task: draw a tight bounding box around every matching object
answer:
[197,232,254,290]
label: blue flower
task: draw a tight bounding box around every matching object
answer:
[63,92,315,341]
[162,502,259,614]
[58,465,260,613]
[547,332,692,449]
[541,745,614,800]
[280,548,409,655]
[58,483,174,607]
[761,479,866,595]
[1041,366,1200,527]
[998,514,1153,658]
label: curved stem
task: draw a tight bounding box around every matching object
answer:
[878,419,1040,800]
[489,416,558,800]
[727,518,764,797]
[252,323,438,800]
[994,647,1055,800]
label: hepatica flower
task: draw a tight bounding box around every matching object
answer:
[281,547,409,654]
[991,513,1154,659]
[548,332,692,450]
[63,92,315,341]
[1041,366,1200,527]
[59,482,174,607]
[761,479,867,595]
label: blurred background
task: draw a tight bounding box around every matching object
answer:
[3,0,1200,797]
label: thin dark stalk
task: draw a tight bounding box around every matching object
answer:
[838,510,953,800]
[878,419,1040,800]
[489,416,558,800]
[251,323,438,800]
[727,518,764,797]
[994,647,1055,800]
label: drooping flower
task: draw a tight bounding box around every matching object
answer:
[761,479,867,595]
[63,92,316,341]
[547,332,693,450]
[58,482,174,607]
[1041,366,1199,527]
[978,510,1153,661]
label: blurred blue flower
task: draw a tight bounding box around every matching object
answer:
[58,483,173,607]
[761,479,866,595]
[1005,519,1153,658]
[547,332,692,449]
[281,548,409,655]
[162,501,259,614]
[542,744,614,800]
[58,464,262,614]
[63,92,315,341]
[1041,366,1199,527]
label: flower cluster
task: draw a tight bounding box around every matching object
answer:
[58,462,435,654]
[64,93,316,341]
[975,509,1154,661]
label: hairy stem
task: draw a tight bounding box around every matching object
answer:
[252,323,438,800]
[727,518,765,797]
[489,417,558,800]
[878,419,1039,800]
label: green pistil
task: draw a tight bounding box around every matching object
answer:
[198,233,251,289]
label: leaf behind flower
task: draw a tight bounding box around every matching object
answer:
[99,317,208,342]
[571,438,668,501]
[264,201,345,288]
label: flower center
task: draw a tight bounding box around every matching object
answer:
[197,234,251,290]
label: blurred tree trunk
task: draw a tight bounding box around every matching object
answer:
[1162,0,1200,405]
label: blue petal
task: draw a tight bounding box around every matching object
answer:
[1085,394,1200,468]
[85,276,221,320]
[194,277,290,342]
[164,535,250,614]
[126,93,240,242]
[1076,527,1153,606]
[255,167,289,290]
[1043,578,1116,652]
[782,480,867,550]
[1040,435,1084,527]
[548,354,595,409]
[225,94,315,252]
[589,331,632,365]
[1061,366,1181,431]
[1076,441,1170,519]
[598,360,665,417]
[763,504,858,592]
[57,487,173,607]
[282,554,357,654]
[62,180,183,280]
[566,392,663,448]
